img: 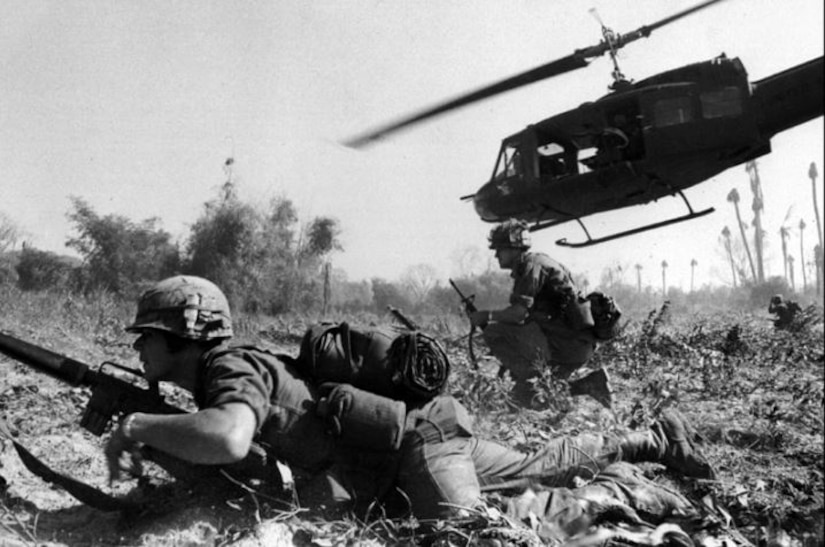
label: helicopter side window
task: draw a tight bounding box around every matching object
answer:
[537,143,569,176]
[700,86,742,119]
[652,96,695,128]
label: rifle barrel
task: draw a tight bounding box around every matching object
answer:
[0,331,94,387]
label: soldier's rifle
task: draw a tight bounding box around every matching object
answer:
[0,330,275,511]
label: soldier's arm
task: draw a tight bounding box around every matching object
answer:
[470,303,530,327]
[106,402,257,481]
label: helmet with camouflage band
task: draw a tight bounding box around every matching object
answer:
[126,276,233,340]
[488,219,531,250]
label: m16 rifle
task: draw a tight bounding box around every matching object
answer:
[0,331,274,511]
[449,279,479,368]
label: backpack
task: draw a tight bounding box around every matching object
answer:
[296,322,403,399]
[586,292,622,340]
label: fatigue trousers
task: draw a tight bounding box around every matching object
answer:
[481,320,597,405]
[396,424,627,519]
[506,462,697,543]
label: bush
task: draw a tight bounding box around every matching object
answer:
[15,247,77,291]
[66,197,180,295]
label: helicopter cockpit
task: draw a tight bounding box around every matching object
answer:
[491,130,581,186]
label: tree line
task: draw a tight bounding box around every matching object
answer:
[0,179,341,315]
[1,159,821,320]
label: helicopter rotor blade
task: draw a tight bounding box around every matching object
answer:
[579,0,727,58]
[343,54,589,148]
[343,0,728,148]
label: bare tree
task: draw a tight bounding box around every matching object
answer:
[810,162,823,250]
[721,226,737,287]
[745,161,766,283]
[788,255,796,292]
[450,245,484,277]
[809,163,823,296]
[779,225,790,283]
[0,211,22,253]
[690,258,698,293]
[727,189,756,282]
[402,263,439,305]
[635,263,643,293]
[799,219,808,291]
[661,260,668,298]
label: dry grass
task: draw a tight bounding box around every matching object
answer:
[0,285,822,545]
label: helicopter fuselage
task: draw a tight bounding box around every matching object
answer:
[472,55,824,227]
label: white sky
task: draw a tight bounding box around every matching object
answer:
[2,0,823,291]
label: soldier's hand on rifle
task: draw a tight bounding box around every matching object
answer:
[105,414,144,485]
[469,310,492,329]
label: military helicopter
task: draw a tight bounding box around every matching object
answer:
[345,0,824,247]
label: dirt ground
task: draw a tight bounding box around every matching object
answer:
[0,309,822,546]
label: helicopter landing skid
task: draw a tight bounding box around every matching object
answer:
[556,191,714,248]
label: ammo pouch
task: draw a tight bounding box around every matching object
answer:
[317,383,407,452]
[586,291,622,340]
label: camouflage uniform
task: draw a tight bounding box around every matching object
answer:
[189,347,712,521]
[482,251,597,404]
[122,276,709,525]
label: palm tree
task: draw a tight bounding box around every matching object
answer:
[810,162,823,251]
[635,263,643,293]
[779,225,790,283]
[661,260,668,298]
[690,258,698,293]
[745,162,766,283]
[722,226,737,287]
[788,255,796,292]
[727,188,757,282]
[799,219,808,291]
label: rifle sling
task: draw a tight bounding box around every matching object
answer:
[1,432,138,511]
[468,326,478,370]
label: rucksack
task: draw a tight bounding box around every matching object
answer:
[586,292,622,340]
[296,322,402,399]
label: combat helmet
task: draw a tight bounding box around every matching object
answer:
[126,276,233,340]
[488,219,531,250]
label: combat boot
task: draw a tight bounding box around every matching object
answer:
[618,409,716,480]
[568,368,612,409]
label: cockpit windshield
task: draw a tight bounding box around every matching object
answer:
[493,142,522,180]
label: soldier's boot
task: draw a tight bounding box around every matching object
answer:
[618,409,717,480]
[568,368,612,409]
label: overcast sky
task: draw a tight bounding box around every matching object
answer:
[2,0,823,291]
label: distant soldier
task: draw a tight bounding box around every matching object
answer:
[768,294,801,330]
[469,220,615,408]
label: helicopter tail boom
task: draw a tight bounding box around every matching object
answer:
[752,56,824,138]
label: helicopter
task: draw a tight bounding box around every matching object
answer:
[345,0,824,247]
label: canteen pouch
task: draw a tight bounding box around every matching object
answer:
[317,383,407,451]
